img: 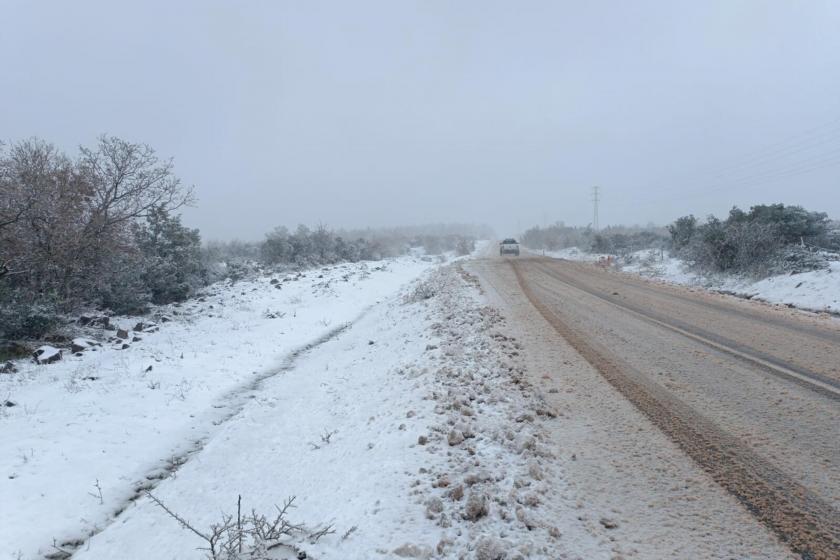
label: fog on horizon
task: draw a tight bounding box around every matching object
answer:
[2,0,839,241]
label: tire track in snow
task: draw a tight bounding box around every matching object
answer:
[52,312,367,560]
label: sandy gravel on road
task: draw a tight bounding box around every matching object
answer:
[468,256,796,560]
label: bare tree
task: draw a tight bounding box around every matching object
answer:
[78,135,194,232]
[0,136,196,314]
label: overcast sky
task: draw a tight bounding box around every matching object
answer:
[2,1,839,240]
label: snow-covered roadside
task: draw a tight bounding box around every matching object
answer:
[544,247,840,315]
[0,256,435,560]
[538,247,607,263]
[10,261,578,560]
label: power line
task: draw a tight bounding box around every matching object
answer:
[686,115,840,185]
[630,116,840,209]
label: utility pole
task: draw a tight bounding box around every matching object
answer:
[592,186,600,231]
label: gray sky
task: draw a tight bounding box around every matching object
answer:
[3,0,840,240]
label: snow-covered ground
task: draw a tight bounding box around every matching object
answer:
[539,247,606,263]
[4,242,806,559]
[2,241,588,559]
[45,264,569,560]
[543,247,840,315]
[1,256,437,560]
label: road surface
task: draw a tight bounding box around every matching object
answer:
[468,254,840,560]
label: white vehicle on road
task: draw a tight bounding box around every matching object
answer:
[500,238,520,256]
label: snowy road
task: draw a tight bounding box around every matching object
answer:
[468,254,840,560]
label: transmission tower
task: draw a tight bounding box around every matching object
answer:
[592,186,600,231]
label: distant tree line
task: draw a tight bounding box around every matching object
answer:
[521,223,668,256]
[668,204,840,277]
[258,224,481,266]
[260,225,388,266]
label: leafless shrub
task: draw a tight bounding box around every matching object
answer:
[308,428,338,450]
[403,281,436,304]
[147,492,334,560]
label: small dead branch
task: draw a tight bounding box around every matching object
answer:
[146,492,210,542]
[308,429,338,450]
[307,523,336,543]
[147,492,332,559]
[88,479,104,505]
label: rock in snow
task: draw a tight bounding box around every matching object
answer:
[33,346,62,365]
[71,338,100,354]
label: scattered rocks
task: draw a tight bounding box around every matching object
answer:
[78,315,111,329]
[425,497,444,517]
[33,345,62,365]
[1,361,17,374]
[433,474,451,488]
[463,492,488,521]
[515,507,537,530]
[600,517,619,529]
[447,429,465,446]
[71,338,100,354]
[405,267,562,555]
[448,484,464,501]
[417,435,428,445]
[392,543,432,558]
[474,536,509,560]
[116,329,129,340]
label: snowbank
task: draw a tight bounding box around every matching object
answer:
[714,260,840,314]
[555,247,840,315]
[0,256,434,560]
[540,247,605,262]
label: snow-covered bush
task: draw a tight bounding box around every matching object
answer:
[0,292,60,341]
[768,246,833,275]
[133,207,205,305]
[0,136,202,338]
[670,204,834,278]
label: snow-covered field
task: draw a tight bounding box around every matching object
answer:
[1,256,436,559]
[3,243,567,560]
[48,265,568,560]
[544,247,840,315]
